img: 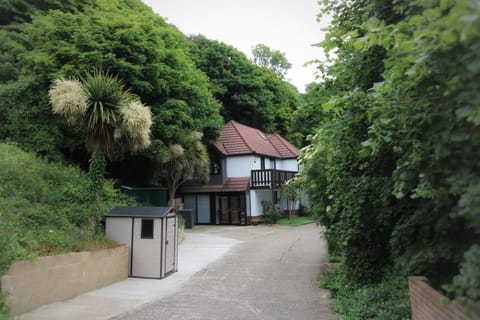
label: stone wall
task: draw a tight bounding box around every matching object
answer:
[1,245,128,315]
[409,276,479,320]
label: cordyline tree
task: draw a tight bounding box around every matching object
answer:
[155,131,210,208]
[48,71,152,233]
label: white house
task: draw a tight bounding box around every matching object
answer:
[180,120,300,225]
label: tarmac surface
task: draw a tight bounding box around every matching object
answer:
[17,224,335,320]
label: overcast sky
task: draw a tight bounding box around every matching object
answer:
[141,0,329,92]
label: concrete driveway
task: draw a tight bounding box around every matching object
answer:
[114,224,335,320]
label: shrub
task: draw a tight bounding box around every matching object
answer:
[0,294,8,320]
[322,264,411,320]
[261,200,281,224]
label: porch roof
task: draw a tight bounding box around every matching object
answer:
[180,177,249,194]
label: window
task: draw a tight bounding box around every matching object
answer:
[260,157,265,169]
[141,219,154,239]
[270,158,276,170]
[210,159,221,175]
[274,191,279,204]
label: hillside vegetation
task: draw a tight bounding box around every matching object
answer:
[0,143,132,276]
[0,0,299,185]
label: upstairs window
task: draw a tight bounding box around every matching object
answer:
[210,159,221,175]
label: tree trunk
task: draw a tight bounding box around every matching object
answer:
[168,180,177,209]
[88,151,106,234]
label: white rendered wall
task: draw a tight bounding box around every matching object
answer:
[226,155,256,177]
[249,189,273,217]
[277,158,299,171]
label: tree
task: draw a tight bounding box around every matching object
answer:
[301,0,480,312]
[252,43,292,79]
[49,71,152,232]
[0,0,223,182]
[282,178,300,224]
[154,131,209,208]
[188,35,299,137]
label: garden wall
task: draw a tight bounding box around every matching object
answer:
[0,245,128,315]
[409,276,479,320]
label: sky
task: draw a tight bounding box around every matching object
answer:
[141,0,329,92]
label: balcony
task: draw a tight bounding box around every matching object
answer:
[250,169,297,189]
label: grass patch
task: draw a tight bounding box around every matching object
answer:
[321,263,411,320]
[276,216,316,226]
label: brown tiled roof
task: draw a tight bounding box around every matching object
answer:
[214,120,299,158]
[180,177,249,194]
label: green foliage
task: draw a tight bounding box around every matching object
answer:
[0,143,132,275]
[322,264,411,320]
[81,71,131,155]
[276,217,315,226]
[153,131,210,206]
[291,82,333,147]
[0,76,73,160]
[300,0,480,313]
[251,43,292,79]
[49,70,153,233]
[188,35,299,138]
[0,293,8,320]
[444,245,480,315]
[0,0,223,183]
[177,214,185,230]
[282,179,299,208]
[261,200,281,224]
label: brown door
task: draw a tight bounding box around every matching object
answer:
[216,194,246,225]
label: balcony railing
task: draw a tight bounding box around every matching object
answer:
[250,169,297,189]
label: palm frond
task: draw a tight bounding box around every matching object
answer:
[81,71,128,156]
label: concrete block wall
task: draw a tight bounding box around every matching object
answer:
[1,245,128,315]
[409,276,479,320]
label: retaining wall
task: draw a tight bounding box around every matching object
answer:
[1,245,128,315]
[409,276,479,320]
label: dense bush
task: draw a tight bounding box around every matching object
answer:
[0,143,132,276]
[300,0,480,316]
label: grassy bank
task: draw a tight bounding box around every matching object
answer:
[0,143,133,318]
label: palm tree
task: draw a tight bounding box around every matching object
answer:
[49,71,152,233]
[158,131,210,208]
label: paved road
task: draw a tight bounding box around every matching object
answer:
[114,224,335,320]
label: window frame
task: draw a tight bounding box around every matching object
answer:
[141,218,154,239]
